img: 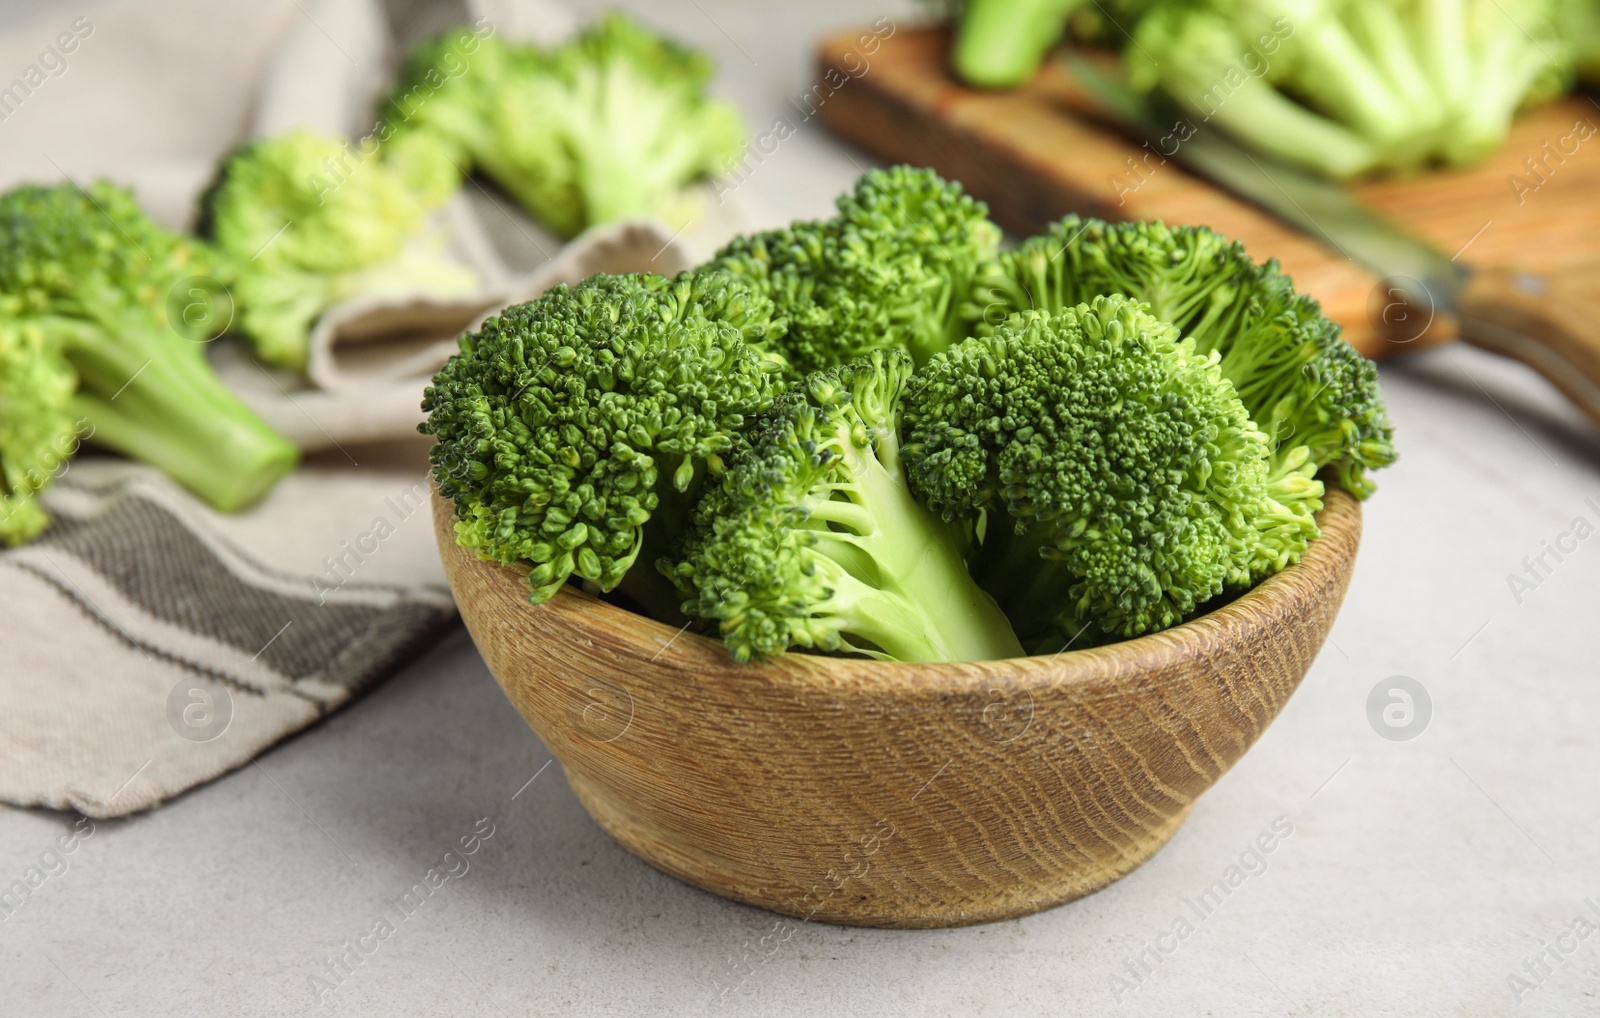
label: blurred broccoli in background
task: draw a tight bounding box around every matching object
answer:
[1126,0,1572,177]
[382,13,744,239]
[1558,0,1600,86]
[0,181,298,543]
[936,0,1581,177]
[201,129,480,371]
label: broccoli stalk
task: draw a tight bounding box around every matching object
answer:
[1560,0,1600,85]
[953,0,1086,87]
[0,182,298,527]
[669,350,1023,662]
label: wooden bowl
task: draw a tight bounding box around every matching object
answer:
[434,489,1360,928]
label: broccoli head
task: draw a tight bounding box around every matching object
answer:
[203,129,480,371]
[382,15,743,239]
[667,349,1024,662]
[495,13,743,236]
[421,269,788,609]
[904,296,1309,645]
[0,319,77,545]
[0,181,298,517]
[707,166,1001,375]
[968,216,1396,498]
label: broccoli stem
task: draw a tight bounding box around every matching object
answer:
[1342,0,1444,169]
[805,426,1023,663]
[1278,15,1412,147]
[1412,0,1472,105]
[1179,72,1380,179]
[59,322,298,512]
[953,0,1085,89]
[1439,32,1548,166]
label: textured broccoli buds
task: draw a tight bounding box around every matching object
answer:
[905,296,1297,644]
[203,129,479,371]
[0,181,297,524]
[421,270,788,606]
[969,216,1396,500]
[708,166,1001,376]
[667,350,1024,662]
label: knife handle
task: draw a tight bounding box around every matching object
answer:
[1456,264,1600,430]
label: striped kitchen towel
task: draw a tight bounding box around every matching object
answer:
[0,458,455,817]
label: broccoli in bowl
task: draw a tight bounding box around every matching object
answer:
[422,167,1394,662]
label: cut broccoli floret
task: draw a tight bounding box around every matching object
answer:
[968,216,1396,498]
[904,296,1312,646]
[0,181,298,520]
[381,15,744,239]
[707,166,1000,375]
[667,349,1024,662]
[202,129,480,371]
[420,269,788,610]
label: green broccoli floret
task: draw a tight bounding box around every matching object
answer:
[707,166,1000,375]
[0,319,77,545]
[1128,0,1569,178]
[968,216,1396,498]
[667,349,1024,662]
[904,296,1312,647]
[0,181,298,519]
[202,129,480,371]
[382,15,743,239]
[496,13,743,235]
[420,269,787,613]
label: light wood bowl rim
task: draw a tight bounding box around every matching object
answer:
[435,485,1361,692]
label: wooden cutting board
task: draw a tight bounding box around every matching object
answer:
[815,25,1600,358]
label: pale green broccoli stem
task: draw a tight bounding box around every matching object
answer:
[953,0,1086,88]
[1413,0,1473,104]
[1342,1,1444,168]
[803,426,1023,663]
[57,318,297,512]
[1163,63,1379,179]
[1439,31,1551,166]
[1278,11,1413,147]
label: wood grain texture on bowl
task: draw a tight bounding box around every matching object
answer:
[434,488,1361,928]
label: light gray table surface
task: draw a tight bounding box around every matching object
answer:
[4,2,1600,1016]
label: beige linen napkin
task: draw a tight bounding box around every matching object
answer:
[0,0,751,816]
